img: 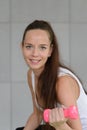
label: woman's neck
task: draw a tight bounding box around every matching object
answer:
[32,67,44,78]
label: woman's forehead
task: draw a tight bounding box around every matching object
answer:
[24,29,51,43]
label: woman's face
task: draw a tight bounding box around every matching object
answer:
[22,29,52,72]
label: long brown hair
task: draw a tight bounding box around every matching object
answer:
[22,20,60,109]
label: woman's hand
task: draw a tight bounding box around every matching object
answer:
[48,107,67,129]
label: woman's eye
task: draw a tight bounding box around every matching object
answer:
[40,46,47,50]
[25,45,32,49]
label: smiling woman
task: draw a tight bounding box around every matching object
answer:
[16,20,87,130]
[21,29,52,71]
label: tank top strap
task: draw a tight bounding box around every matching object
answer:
[31,71,35,93]
[31,71,44,111]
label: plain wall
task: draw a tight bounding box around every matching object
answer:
[0,0,87,130]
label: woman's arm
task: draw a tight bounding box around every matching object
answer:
[23,109,43,130]
[23,70,43,130]
[49,75,82,130]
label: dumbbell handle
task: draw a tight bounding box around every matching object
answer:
[43,106,78,122]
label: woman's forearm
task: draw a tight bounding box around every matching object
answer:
[55,123,72,130]
[23,113,42,130]
[54,122,82,130]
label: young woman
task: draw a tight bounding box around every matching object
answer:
[18,20,87,130]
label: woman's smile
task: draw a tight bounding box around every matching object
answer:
[30,59,41,64]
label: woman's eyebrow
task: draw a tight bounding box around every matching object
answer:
[24,42,32,45]
[40,44,49,46]
[24,43,49,46]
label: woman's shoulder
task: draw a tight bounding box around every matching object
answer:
[56,73,79,95]
[56,68,80,106]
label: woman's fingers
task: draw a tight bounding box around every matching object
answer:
[49,107,65,123]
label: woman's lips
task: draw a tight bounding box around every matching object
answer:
[30,59,41,64]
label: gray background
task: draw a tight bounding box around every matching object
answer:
[0,0,87,130]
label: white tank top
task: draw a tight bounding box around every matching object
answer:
[32,67,87,129]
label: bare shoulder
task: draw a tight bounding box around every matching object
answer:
[56,75,80,106]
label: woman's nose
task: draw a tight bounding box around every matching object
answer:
[32,48,39,56]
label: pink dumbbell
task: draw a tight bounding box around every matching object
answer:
[43,106,78,122]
